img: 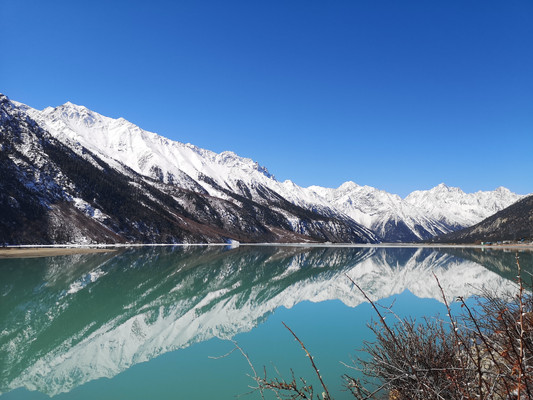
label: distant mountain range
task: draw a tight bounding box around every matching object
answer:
[0,93,529,244]
[432,194,533,243]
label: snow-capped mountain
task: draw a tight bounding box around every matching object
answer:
[0,246,519,396]
[1,93,377,244]
[2,93,526,244]
[20,99,377,235]
[307,182,450,242]
[16,100,343,217]
[433,194,533,243]
[17,100,277,199]
[306,181,525,242]
[405,183,525,229]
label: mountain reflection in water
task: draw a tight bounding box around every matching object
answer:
[0,245,530,397]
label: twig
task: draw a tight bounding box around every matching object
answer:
[433,272,476,399]
[210,340,265,400]
[282,321,332,400]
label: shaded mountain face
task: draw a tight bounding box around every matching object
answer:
[0,94,377,244]
[0,246,520,396]
[0,96,124,244]
[432,195,533,243]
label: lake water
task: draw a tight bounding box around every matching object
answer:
[1,245,531,399]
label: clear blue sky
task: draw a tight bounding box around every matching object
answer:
[2,0,532,197]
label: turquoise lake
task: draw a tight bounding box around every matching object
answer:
[1,245,531,399]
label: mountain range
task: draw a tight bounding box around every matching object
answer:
[432,194,533,243]
[0,93,528,244]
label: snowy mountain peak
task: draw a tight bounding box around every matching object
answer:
[4,94,380,244]
[495,186,510,193]
[334,181,402,202]
[54,101,95,119]
[1,94,13,112]
[338,181,360,190]
[431,183,464,194]
[54,102,104,123]
[215,150,274,179]
[1,94,381,244]
[2,97,37,126]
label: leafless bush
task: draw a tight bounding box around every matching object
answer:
[253,322,331,400]
[344,255,533,400]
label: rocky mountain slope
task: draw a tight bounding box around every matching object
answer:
[1,94,377,244]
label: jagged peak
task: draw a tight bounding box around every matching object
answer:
[338,182,400,199]
[283,179,297,187]
[215,150,274,179]
[52,101,91,116]
[218,150,239,159]
[1,97,39,125]
[26,97,278,184]
[1,96,27,115]
[0,92,11,103]
[61,100,85,109]
[494,186,511,193]
[429,183,464,194]
[338,181,360,190]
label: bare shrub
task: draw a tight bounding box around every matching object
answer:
[344,256,533,400]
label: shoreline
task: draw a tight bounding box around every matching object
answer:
[0,247,117,259]
[0,242,532,259]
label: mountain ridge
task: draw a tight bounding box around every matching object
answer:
[1,94,378,245]
[431,194,533,243]
[2,93,528,244]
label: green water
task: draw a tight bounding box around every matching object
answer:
[1,246,531,399]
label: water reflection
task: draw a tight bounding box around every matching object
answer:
[0,246,529,397]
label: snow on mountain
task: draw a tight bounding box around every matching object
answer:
[12,98,377,243]
[1,247,517,396]
[8,96,527,243]
[19,100,278,200]
[2,95,377,244]
[307,182,447,241]
[305,181,525,242]
[405,183,525,229]
[433,194,533,243]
